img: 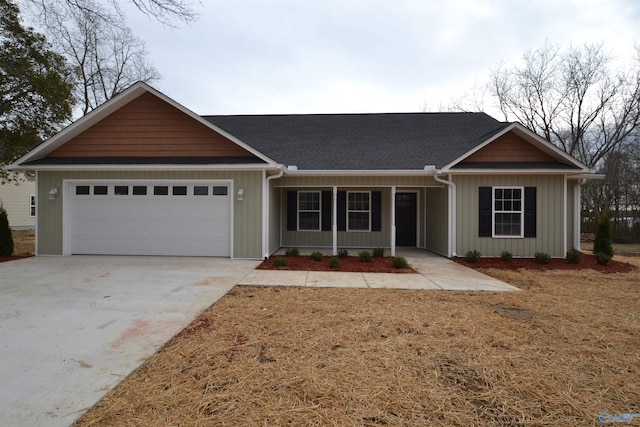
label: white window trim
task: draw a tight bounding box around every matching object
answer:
[492,186,524,238]
[297,191,321,231]
[29,194,36,217]
[347,190,371,232]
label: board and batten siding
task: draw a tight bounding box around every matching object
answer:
[37,170,263,258]
[424,187,448,255]
[455,175,566,258]
[269,183,281,255]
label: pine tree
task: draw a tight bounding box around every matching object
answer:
[593,212,613,258]
[0,206,14,256]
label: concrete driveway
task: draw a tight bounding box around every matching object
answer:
[0,255,259,427]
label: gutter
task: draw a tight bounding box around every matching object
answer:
[432,168,457,258]
[263,166,286,259]
[574,178,587,252]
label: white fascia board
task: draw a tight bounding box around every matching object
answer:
[445,168,590,175]
[11,82,279,168]
[9,163,277,172]
[442,122,591,171]
[567,173,605,180]
[283,169,437,176]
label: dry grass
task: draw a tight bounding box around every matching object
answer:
[74,257,640,426]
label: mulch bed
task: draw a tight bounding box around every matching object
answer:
[257,255,417,273]
[456,253,636,273]
[0,255,31,263]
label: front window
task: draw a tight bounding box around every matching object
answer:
[29,195,36,217]
[493,187,523,237]
[298,191,320,231]
[347,191,370,231]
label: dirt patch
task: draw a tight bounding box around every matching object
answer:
[456,253,636,273]
[73,256,640,427]
[257,255,416,273]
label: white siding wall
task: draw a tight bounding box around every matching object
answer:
[0,177,36,229]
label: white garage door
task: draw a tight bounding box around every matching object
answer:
[68,181,231,256]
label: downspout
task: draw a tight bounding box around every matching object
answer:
[432,170,457,258]
[574,178,587,252]
[263,166,285,259]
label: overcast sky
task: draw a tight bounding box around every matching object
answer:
[122,0,639,117]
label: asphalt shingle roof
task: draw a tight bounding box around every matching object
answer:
[204,113,510,170]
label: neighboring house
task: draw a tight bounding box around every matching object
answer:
[0,171,36,229]
[9,82,599,259]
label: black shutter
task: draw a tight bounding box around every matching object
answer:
[321,191,331,231]
[524,187,537,237]
[337,191,346,231]
[287,191,297,231]
[478,187,492,237]
[371,191,382,231]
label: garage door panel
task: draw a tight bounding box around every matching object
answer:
[69,183,231,256]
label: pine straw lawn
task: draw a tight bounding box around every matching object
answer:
[74,258,640,427]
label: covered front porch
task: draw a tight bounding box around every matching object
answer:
[268,174,452,257]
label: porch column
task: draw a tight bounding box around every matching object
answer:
[391,186,396,256]
[332,186,338,256]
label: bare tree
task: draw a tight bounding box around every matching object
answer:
[454,43,640,240]
[23,0,161,115]
[25,0,198,26]
[489,43,640,168]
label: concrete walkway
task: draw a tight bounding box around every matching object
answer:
[239,249,519,291]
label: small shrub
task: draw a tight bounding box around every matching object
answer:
[594,213,614,258]
[337,249,349,258]
[392,256,408,268]
[464,250,480,263]
[310,251,324,262]
[500,251,513,262]
[595,251,611,265]
[358,251,372,262]
[566,249,582,264]
[328,257,340,268]
[273,257,288,267]
[373,247,385,257]
[285,248,300,256]
[534,251,551,264]
[0,206,13,257]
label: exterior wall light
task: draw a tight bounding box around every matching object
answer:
[237,188,244,201]
[48,188,59,200]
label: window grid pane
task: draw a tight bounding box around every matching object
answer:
[114,186,128,195]
[347,192,370,231]
[30,195,36,217]
[194,186,209,196]
[494,187,523,236]
[212,186,228,196]
[93,186,108,195]
[298,192,321,231]
[132,186,147,196]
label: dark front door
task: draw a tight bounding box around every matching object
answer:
[395,192,417,246]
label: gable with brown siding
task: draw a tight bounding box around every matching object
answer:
[47,92,255,159]
[461,131,558,164]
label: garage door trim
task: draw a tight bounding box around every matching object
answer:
[62,179,234,257]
